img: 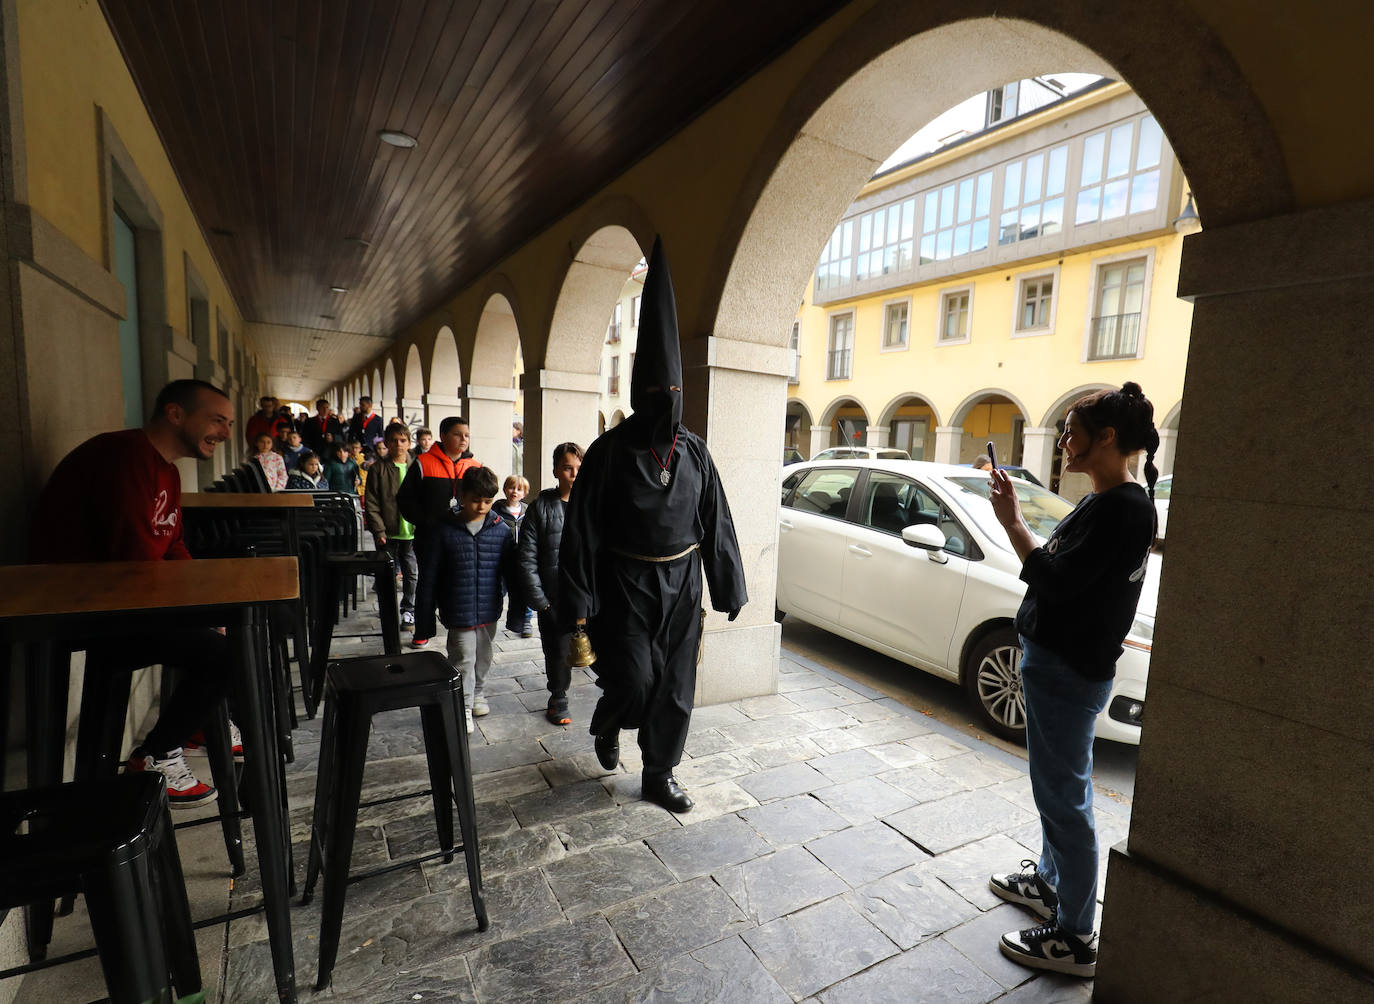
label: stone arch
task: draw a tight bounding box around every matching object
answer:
[875,392,941,460]
[371,368,382,406]
[951,388,1032,428]
[1038,383,1116,427]
[785,398,814,458]
[462,290,523,477]
[401,343,425,428]
[876,392,942,430]
[817,395,872,448]
[381,358,397,420]
[1160,399,1182,430]
[610,408,625,427]
[430,325,461,398]
[706,8,1291,354]
[545,222,649,375]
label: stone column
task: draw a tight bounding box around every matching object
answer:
[422,392,463,433]
[520,369,600,494]
[1020,426,1058,485]
[398,397,424,432]
[866,424,891,448]
[1155,426,1178,477]
[462,384,518,480]
[1095,200,1374,1001]
[681,336,788,707]
[807,425,830,458]
[933,425,962,465]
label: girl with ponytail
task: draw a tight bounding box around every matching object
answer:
[984,382,1160,980]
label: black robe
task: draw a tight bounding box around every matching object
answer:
[559,420,747,776]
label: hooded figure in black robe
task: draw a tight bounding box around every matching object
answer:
[559,236,748,813]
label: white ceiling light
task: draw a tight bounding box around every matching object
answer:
[378,130,417,148]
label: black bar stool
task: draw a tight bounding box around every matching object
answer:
[301,650,487,991]
[0,773,201,1004]
[307,550,401,711]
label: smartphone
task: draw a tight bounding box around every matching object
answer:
[986,440,998,471]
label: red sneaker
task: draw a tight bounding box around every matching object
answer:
[125,748,217,809]
[411,637,429,647]
[183,720,244,763]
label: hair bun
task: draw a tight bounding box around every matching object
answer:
[1121,381,1144,398]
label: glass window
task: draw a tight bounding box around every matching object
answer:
[1106,123,1133,179]
[1090,258,1148,359]
[1081,132,1105,185]
[1075,115,1166,227]
[1130,170,1160,214]
[815,220,854,293]
[1017,275,1054,331]
[781,469,805,503]
[791,467,859,518]
[1000,145,1068,245]
[858,473,974,554]
[1046,145,1068,197]
[883,301,909,348]
[827,313,855,379]
[920,171,992,264]
[939,290,971,342]
[1136,115,1163,170]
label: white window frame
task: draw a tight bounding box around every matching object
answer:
[935,284,974,346]
[630,295,641,328]
[826,308,856,381]
[1081,247,1155,362]
[880,297,912,352]
[788,321,801,385]
[1011,266,1060,338]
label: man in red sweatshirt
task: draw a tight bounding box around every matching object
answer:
[33,379,236,807]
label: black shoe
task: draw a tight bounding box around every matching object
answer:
[999,919,1097,977]
[989,859,1059,920]
[594,731,620,771]
[642,774,693,813]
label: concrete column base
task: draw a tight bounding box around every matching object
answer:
[1156,426,1178,477]
[1098,845,1373,1003]
[1021,425,1057,485]
[462,384,518,479]
[808,425,830,457]
[398,397,424,429]
[521,369,600,494]
[696,620,781,707]
[933,425,962,464]
[421,392,463,432]
[866,424,891,448]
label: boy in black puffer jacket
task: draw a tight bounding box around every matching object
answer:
[517,442,582,725]
[414,465,517,733]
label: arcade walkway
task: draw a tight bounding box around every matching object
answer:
[15,597,1128,1003]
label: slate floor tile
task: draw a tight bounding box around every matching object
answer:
[879,763,970,804]
[683,727,737,758]
[674,750,758,788]
[988,973,1094,1002]
[777,669,829,693]
[845,863,982,950]
[646,813,773,880]
[574,934,789,1004]
[736,760,829,801]
[818,935,1003,1003]
[885,789,1036,855]
[604,875,751,969]
[805,820,930,886]
[740,794,848,847]
[469,737,553,773]
[907,732,975,760]
[743,896,898,999]
[812,776,915,825]
[543,843,676,918]
[736,693,804,718]
[779,687,854,711]
[868,740,936,768]
[713,846,847,923]
[810,748,890,784]
[689,704,751,729]
[942,903,1043,989]
[717,714,813,747]
[540,750,616,787]
[555,800,681,852]
[467,914,636,1004]
[473,762,550,802]
[930,751,1026,789]
[329,954,478,1003]
[509,777,617,826]
[742,735,825,769]
[797,707,861,731]
[423,822,566,890]
[915,833,1042,912]
[672,779,758,823]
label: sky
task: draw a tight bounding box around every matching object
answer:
[878,73,1104,173]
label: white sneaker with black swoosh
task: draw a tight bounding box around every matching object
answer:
[999,919,1097,977]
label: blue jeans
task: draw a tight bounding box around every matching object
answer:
[1019,636,1113,936]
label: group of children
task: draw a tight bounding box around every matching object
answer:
[413,443,583,733]
[250,424,439,497]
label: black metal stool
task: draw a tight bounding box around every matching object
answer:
[307,550,401,712]
[301,650,488,991]
[0,773,201,1004]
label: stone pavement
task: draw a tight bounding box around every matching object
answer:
[12,597,1130,1003]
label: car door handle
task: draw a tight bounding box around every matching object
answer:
[847,544,872,558]
[779,519,793,532]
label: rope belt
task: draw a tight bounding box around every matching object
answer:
[609,542,699,563]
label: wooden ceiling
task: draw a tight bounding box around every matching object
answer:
[101,0,848,349]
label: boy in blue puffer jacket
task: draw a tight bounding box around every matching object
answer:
[414,465,517,733]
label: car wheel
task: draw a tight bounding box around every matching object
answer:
[774,605,785,624]
[963,627,1027,743]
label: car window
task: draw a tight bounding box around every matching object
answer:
[947,475,1074,542]
[780,469,805,504]
[790,467,858,519]
[876,449,911,460]
[857,471,974,555]
[1154,476,1171,500]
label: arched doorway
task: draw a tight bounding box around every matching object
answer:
[817,396,871,454]
[401,343,425,431]
[784,399,813,459]
[1038,383,1112,497]
[876,393,940,460]
[468,292,522,480]
[950,388,1031,473]
[427,324,462,435]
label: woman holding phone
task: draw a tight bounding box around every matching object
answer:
[984,382,1160,978]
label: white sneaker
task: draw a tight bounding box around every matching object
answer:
[125,747,218,809]
[472,694,490,717]
[465,709,474,734]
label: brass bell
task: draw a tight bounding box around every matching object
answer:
[568,625,597,668]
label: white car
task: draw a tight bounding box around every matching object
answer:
[1153,474,1171,539]
[776,459,1155,745]
[810,446,912,462]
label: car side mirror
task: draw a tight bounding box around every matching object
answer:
[901,524,946,550]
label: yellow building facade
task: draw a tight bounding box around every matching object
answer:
[787,82,1191,499]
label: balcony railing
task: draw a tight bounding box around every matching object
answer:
[1089,311,1141,360]
[826,348,852,380]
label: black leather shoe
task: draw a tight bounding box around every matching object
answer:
[594,731,620,771]
[642,774,694,813]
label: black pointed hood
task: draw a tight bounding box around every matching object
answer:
[627,236,682,456]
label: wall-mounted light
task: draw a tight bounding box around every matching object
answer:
[1172,192,1202,234]
[330,286,348,294]
[378,130,417,149]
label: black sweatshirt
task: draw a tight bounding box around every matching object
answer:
[1015,482,1156,680]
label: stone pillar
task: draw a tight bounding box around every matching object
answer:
[462,384,518,480]
[681,336,787,707]
[520,369,600,494]
[807,425,830,457]
[1020,426,1058,485]
[866,424,891,448]
[422,392,463,433]
[398,397,424,431]
[1095,200,1374,1001]
[1155,426,1178,477]
[933,425,962,465]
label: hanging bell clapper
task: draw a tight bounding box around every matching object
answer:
[569,625,597,668]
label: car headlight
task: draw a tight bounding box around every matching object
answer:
[1123,611,1154,652]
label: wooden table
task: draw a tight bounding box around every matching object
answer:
[0,557,302,1003]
